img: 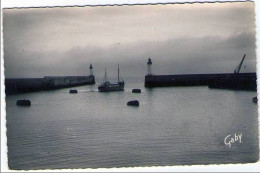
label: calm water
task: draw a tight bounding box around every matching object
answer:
[6,77,259,170]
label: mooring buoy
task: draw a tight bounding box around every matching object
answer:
[252,96,257,103]
[16,100,31,106]
[69,89,78,94]
[132,89,141,93]
[127,100,139,106]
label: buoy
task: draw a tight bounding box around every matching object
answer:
[16,100,31,106]
[127,100,139,106]
[69,89,78,94]
[132,89,141,93]
[252,96,257,103]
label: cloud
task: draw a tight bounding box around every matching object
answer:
[3,2,256,78]
[4,30,255,78]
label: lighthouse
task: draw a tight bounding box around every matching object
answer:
[147,58,152,75]
[89,64,93,76]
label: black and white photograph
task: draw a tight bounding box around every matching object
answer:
[1,0,259,171]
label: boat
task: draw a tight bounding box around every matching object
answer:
[98,65,125,92]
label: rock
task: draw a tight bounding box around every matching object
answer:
[252,96,257,103]
[16,100,31,106]
[132,89,141,93]
[69,89,78,94]
[127,100,139,106]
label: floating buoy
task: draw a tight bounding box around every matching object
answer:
[132,89,141,93]
[252,96,257,103]
[16,100,31,106]
[127,100,139,106]
[69,89,78,94]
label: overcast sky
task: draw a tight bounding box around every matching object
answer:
[3,1,256,78]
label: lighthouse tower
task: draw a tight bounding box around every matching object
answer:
[147,58,152,76]
[89,64,93,76]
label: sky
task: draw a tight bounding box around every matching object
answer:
[3,1,256,78]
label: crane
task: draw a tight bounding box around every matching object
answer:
[234,54,246,74]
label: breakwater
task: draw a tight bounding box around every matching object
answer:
[145,73,257,91]
[5,76,95,95]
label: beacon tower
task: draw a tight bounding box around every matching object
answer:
[147,58,152,76]
[89,64,93,76]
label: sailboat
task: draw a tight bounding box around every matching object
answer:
[98,65,125,92]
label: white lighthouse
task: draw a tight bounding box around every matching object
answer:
[89,64,93,76]
[147,57,152,75]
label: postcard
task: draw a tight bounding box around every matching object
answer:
[1,0,259,171]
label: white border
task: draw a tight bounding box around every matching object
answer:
[1,0,260,172]
[0,0,252,8]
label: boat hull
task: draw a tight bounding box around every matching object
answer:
[98,83,124,92]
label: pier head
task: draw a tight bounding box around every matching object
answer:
[144,58,256,91]
[5,64,95,95]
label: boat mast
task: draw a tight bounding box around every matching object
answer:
[118,64,119,82]
[104,68,107,82]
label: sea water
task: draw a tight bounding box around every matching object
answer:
[5,77,259,170]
